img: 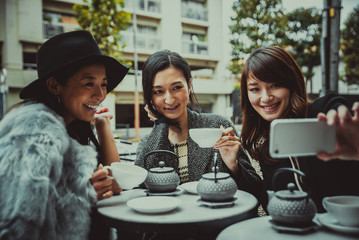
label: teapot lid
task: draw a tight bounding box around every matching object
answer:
[149,161,174,173]
[202,172,230,180]
[275,183,308,200]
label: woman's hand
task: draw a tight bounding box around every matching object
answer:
[214,125,241,172]
[317,102,359,161]
[90,164,113,200]
[93,108,113,130]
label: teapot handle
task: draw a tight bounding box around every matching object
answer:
[272,167,306,192]
[144,150,179,169]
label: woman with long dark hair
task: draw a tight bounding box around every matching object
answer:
[240,46,359,212]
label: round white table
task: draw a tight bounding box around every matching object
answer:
[97,188,258,240]
[216,215,359,240]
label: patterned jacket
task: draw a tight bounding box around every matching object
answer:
[0,102,97,240]
[135,108,264,204]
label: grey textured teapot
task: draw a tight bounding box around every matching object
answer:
[267,168,317,225]
[197,153,237,202]
[144,150,180,193]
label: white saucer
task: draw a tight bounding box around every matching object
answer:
[145,188,184,196]
[127,196,182,214]
[317,213,359,234]
[196,197,237,208]
[180,181,198,194]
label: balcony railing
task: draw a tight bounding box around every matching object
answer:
[181,1,208,21]
[124,0,161,13]
[182,39,208,55]
[121,31,161,51]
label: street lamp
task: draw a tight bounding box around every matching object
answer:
[320,0,341,96]
[132,0,140,139]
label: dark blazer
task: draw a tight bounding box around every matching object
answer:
[135,108,265,205]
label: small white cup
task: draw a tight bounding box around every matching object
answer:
[104,162,148,190]
[189,128,222,148]
[322,195,359,227]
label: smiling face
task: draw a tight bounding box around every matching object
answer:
[151,66,191,123]
[56,63,107,123]
[247,73,290,122]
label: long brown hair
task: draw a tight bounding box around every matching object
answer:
[240,46,309,165]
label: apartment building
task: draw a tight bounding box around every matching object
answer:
[0,0,236,128]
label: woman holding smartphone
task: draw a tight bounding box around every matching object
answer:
[239,46,359,212]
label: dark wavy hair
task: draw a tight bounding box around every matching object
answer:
[142,50,200,128]
[240,46,309,165]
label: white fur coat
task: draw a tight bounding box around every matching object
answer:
[0,102,98,240]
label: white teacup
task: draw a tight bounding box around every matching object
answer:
[104,162,148,190]
[189,128,222,148]
[322,195,359,227]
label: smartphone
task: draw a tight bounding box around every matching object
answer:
[269,118,336,158]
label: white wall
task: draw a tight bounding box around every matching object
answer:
[160,0,182,52]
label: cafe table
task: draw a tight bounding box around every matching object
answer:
[96,188,258,240]
[216,215,359,240]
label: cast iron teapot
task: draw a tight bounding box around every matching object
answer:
[197,152,237,202]
[144,150,180,193]
[267,168,317,225]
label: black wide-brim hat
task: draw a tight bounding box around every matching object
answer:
[20,30,130,99]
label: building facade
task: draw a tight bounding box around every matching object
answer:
[0,0,236,129]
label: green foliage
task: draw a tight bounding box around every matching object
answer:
[227,59,245,76]
[228,1,322,93]
[229,0,286,61]
[228,0,286,78]
[73,0,131,64]
[341,5,359,85]
[282,7,322,88]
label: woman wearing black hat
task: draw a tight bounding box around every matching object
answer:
[0,30,129,239]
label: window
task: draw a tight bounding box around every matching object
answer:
[23,52,37,70]
[43,11,79,38]
[122,24,161,50]
[116,104,154,128]
[124,0,161,13]
[181,0,207,21]
[182,32,208,55]
[199,103,212,113]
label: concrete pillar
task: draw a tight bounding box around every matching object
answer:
[161,0,182,52]
[18,0,43,40]
[207,0,224,79]
[212,94,231,120]
[3,0,22,71]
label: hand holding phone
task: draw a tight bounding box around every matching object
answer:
[269,118,336,158]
